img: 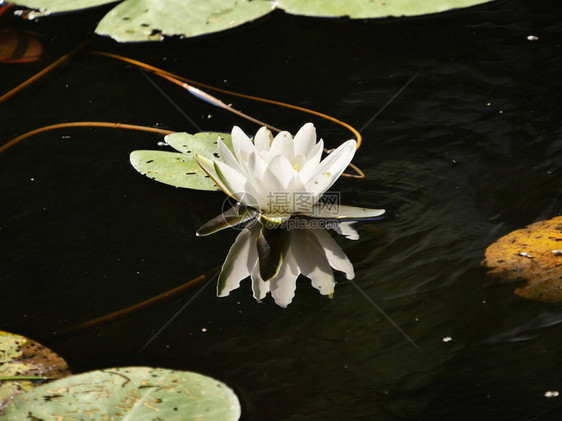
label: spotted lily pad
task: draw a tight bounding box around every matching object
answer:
[164,131,232,156]
[277,0,495,18]
[96,0,274,42]
[130,150,219,190]
[482,216,562,302]
[2,366,241,420]
[130,132,234,190]
[10,0,116,18]
[11,0,497,42]
[0,331,70,412]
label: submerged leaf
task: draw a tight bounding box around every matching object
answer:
[2,366,241,420]
[0,331,70,412]
[130,150,218,190]
[482,216,562,302]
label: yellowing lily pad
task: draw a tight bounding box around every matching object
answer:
[0,331,70,412]
[2,366,241,420]
[482,216,562,302]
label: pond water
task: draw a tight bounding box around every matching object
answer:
[1,0,562,419]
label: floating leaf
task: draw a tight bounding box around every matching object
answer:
[96,0,274,42]
[165,132,232,156]
[131,132,233,190]
[0,28,42,64]
[482,216,562,302]
[11,0,497,42]
[277,0,495,18]
[0,331,70,412]
[2,366,241,420]
[10,0,117,17]
[130,150,219,190]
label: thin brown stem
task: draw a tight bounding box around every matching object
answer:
[1,122,175,154]
[0,38,91,105]
[56,267,219,336]
[95,53,365,178]
[92,51,363,150]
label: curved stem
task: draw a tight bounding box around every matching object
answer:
[0,38,91,105]
[55,266,219,336]
[156,72,282,133]
[92,52,365,178]
[346,162,365,179]
[93,51,363,150]
[1,122,174,154]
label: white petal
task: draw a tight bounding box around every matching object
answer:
[302,139,356,201]
[213,160,262,207]
[251,261,270,301]
[194,154,234,197]
[332,221,360,240]
[311,229,355,280]
[292,229,336,296]
[269,249,299,308]
[232,126,256,163]
[306,138,324,162]
[218,137,243,172]
[304,204,385,220]
[298,138,324,180]
[246,150,268,187]
[269,131,295,162]
[263,155,296,192]
[254,126,273,152]
[216,228,256,296]
[293,123,316,157]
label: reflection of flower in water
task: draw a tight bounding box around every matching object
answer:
[217,219,358,307]
[195,123,385,306]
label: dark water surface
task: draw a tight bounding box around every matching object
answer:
[1,1,562,419]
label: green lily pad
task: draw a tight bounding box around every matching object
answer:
[165,132,232,156]
[130,150,219,190]
[277,0,495,18]
[0,331,70,412]
[11,0,496,42]
[131,132,233,190]
[2,366,241,420]
[11,0,117,18]
[96,0,274,42]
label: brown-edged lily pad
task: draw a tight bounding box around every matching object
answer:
[0,331,70,412]
[482,216,562,302]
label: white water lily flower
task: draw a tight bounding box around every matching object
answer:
[217,221,357,308]
[194,123,386,306]
[194,123,384,222]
